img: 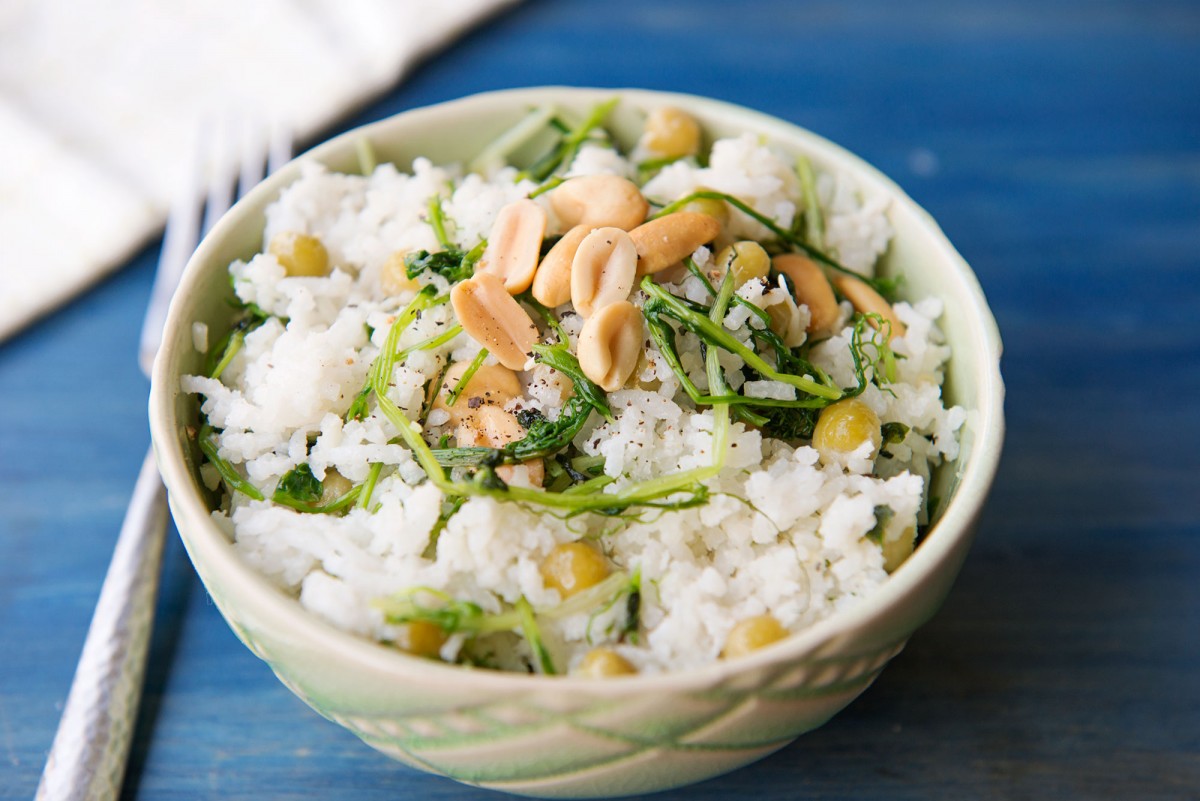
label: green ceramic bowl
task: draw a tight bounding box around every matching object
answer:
[149,87,1004,798]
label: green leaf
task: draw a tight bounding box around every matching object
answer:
[866,504,894,544]
[881,421,910,446]
[275,463,323,504]
[879,421,910,458]
[376,588,491,634]
[531,343,612,419]
[404,248,473,283]
[759,406,820,441]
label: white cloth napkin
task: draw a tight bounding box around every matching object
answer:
[0,0,517,341]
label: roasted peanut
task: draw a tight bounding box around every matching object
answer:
[721,614,789,659]
[772,253,839,335]
[379,250,420,295]
[570,227,637,317]
[550,175,649,232]
[477,199,547,294]
[531,224,590,308]
[642,106,702,159]
[576,648,637,678]
[450,272,540,370]
[433,361,522,426]
[455,405,544,488]
[833,274,907,340]
[716,241,771,287]
[540,541,609,598]
[576,300,643,392]
[456,404,523,448]
[496,460,545,488]
[269,231,329,277]
[628,212,722,276]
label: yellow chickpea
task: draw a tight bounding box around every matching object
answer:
[811,397,882,466]
[540,542,610,598]
[716,241,771,287]
[319,469,353,506]
[575,648,637,678]
[380,250,420,295]
[396,620,447,659]
[269,231,330,277]
[721,614,789,659]
[643,106,702,159]
[679,187,729,228]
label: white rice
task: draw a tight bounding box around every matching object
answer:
[184,122,963,675]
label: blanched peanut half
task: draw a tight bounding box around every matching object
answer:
[432,361,522,426]
[550,175,649,232]
[455,405,544,488]
[531,224,590,308]
[577,300,643,392]
[772,253,839,335]
[477,199,547,295]
[628,212,722,276]
[571,227,637,318]
[450,272,540,370]
[832,274,907,340]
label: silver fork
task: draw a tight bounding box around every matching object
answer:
[36,120,291,801]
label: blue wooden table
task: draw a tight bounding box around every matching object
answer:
[4,1,1198,798]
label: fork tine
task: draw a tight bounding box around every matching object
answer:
[138,124,206,376]
[237,124,266,200]
[268,121,293,176]
[139,119,290,376]
[200,118,238,237]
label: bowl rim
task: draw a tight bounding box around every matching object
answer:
[150,85,1005,694]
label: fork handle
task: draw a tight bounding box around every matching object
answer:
[36,449,168,801]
